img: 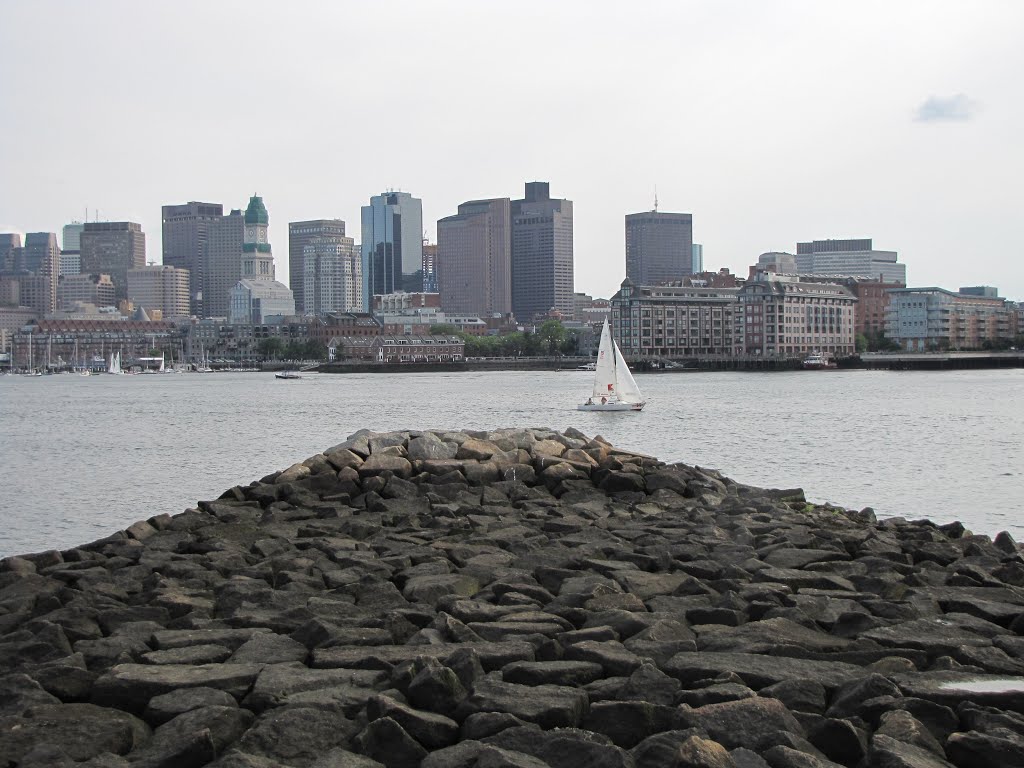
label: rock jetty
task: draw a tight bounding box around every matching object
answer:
[3,428,1024,768]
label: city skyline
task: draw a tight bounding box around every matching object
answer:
[1,2,1022,301]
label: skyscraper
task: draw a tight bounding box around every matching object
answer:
[360,191,423,309]
[79,222,146,302]
[510,182,574,322]
[204,209,245,319]
[21,233,60,314]
[302,237,362,316]
[0,233,22,272]
[288,219,347,315]
[162,202,224,316]
[61,222,84,276]
[437,198,511,317]
[625,210,693,286]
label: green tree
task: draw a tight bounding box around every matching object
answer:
[536,319,567,355]
[430,324,458,336]
[855,333,868,353]
[257,337,285,359]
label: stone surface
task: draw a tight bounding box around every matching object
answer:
[3,427,1024,767]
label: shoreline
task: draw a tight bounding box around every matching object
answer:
[3,428,1024,766]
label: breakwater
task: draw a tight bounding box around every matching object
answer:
[2,429,1024,767]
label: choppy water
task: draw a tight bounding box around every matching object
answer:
[1,368,1022,557]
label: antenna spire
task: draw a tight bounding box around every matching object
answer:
[653,186,659,213]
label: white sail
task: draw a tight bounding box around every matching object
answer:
[581,319,645,410]
[612,342,644,404]
[591,320,618,399]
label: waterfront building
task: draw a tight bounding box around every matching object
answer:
[511,182,574,322]
[361,191,423,310]
[306,312,382,347]
[610,278,740,359]
[288,219,348,315]
[162,202,224,316]
[11,316,182,371]
[795,238,906,284]
[692,243,703,274]
[204,208,245,319]
[57,273,116,310]
[330,334,464,363]
[885,286,1019,351]
[301,232,361,316]
[739,274,857,358]
[437,198,512,317]
[127,265,190,318]
[625,210,693,286]
[79,222,146,302]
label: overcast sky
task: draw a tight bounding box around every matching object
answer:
[2,1,1022,300]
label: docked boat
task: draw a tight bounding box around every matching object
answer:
[578,319,645,411]
[802,352,836,370]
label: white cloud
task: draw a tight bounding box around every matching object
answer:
[915,94,979,122]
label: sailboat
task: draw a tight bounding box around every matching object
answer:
[578,318,646,411]
[107,351,123,375]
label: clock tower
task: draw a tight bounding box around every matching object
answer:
[242,195,275,280]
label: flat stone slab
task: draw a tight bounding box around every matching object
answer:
[664,651,869,691]
[91,663,264,713]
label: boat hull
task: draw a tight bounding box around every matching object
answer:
[577,402,645,412]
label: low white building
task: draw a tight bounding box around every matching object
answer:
[229,278,295,324]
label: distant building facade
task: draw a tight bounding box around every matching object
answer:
[127,265,190,317]
[79,222,146,302]
[162,202,224,316]
[61,223,84,277]
[437,198,512,317]
[886,287,1019,351]
[422,242,438,293]
[226,196,294,324]
[302,235,362,316]
[611,278,740,359]
[625,210,693,286]
[795,238,906,283]
[288,219,348,315]
[511,182,573,322]
[361,191,423,310]
[0,234,21,272]
[739,275,856,357]
[57,273,116,309]
[204,208,245,319]
[692,244,703,274]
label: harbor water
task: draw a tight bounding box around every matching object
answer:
[1,368,1022,558]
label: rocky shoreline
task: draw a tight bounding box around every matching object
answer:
[3,428,1024,768]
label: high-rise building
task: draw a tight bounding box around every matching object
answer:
[288,219,348,315]
[127,265,190,317]
[692,244,703,274]
[204,209,244,319]
[795,238,906,283]
[510,182,574,321]
[79,222,146,302]
[17,233,61,314]
[436,198,512,317]
[161,202,224,316]
[227,196,294,323]
[422,242,438,293]
[302,236,361,316]
[361,191,423,309]
[57,273,116,310]
[625,210,693,286]
[61,223,84,277]
[0,233,21,272]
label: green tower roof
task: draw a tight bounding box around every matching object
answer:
[244,195,269,225]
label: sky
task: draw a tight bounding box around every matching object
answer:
[1,0,1022,301]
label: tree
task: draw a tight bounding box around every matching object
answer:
[430,324,458,336]
[257,337,285,359]
[536,319,567,355]
[855,333,868,353]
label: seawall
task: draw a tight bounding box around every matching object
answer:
[2,428,1024,767]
